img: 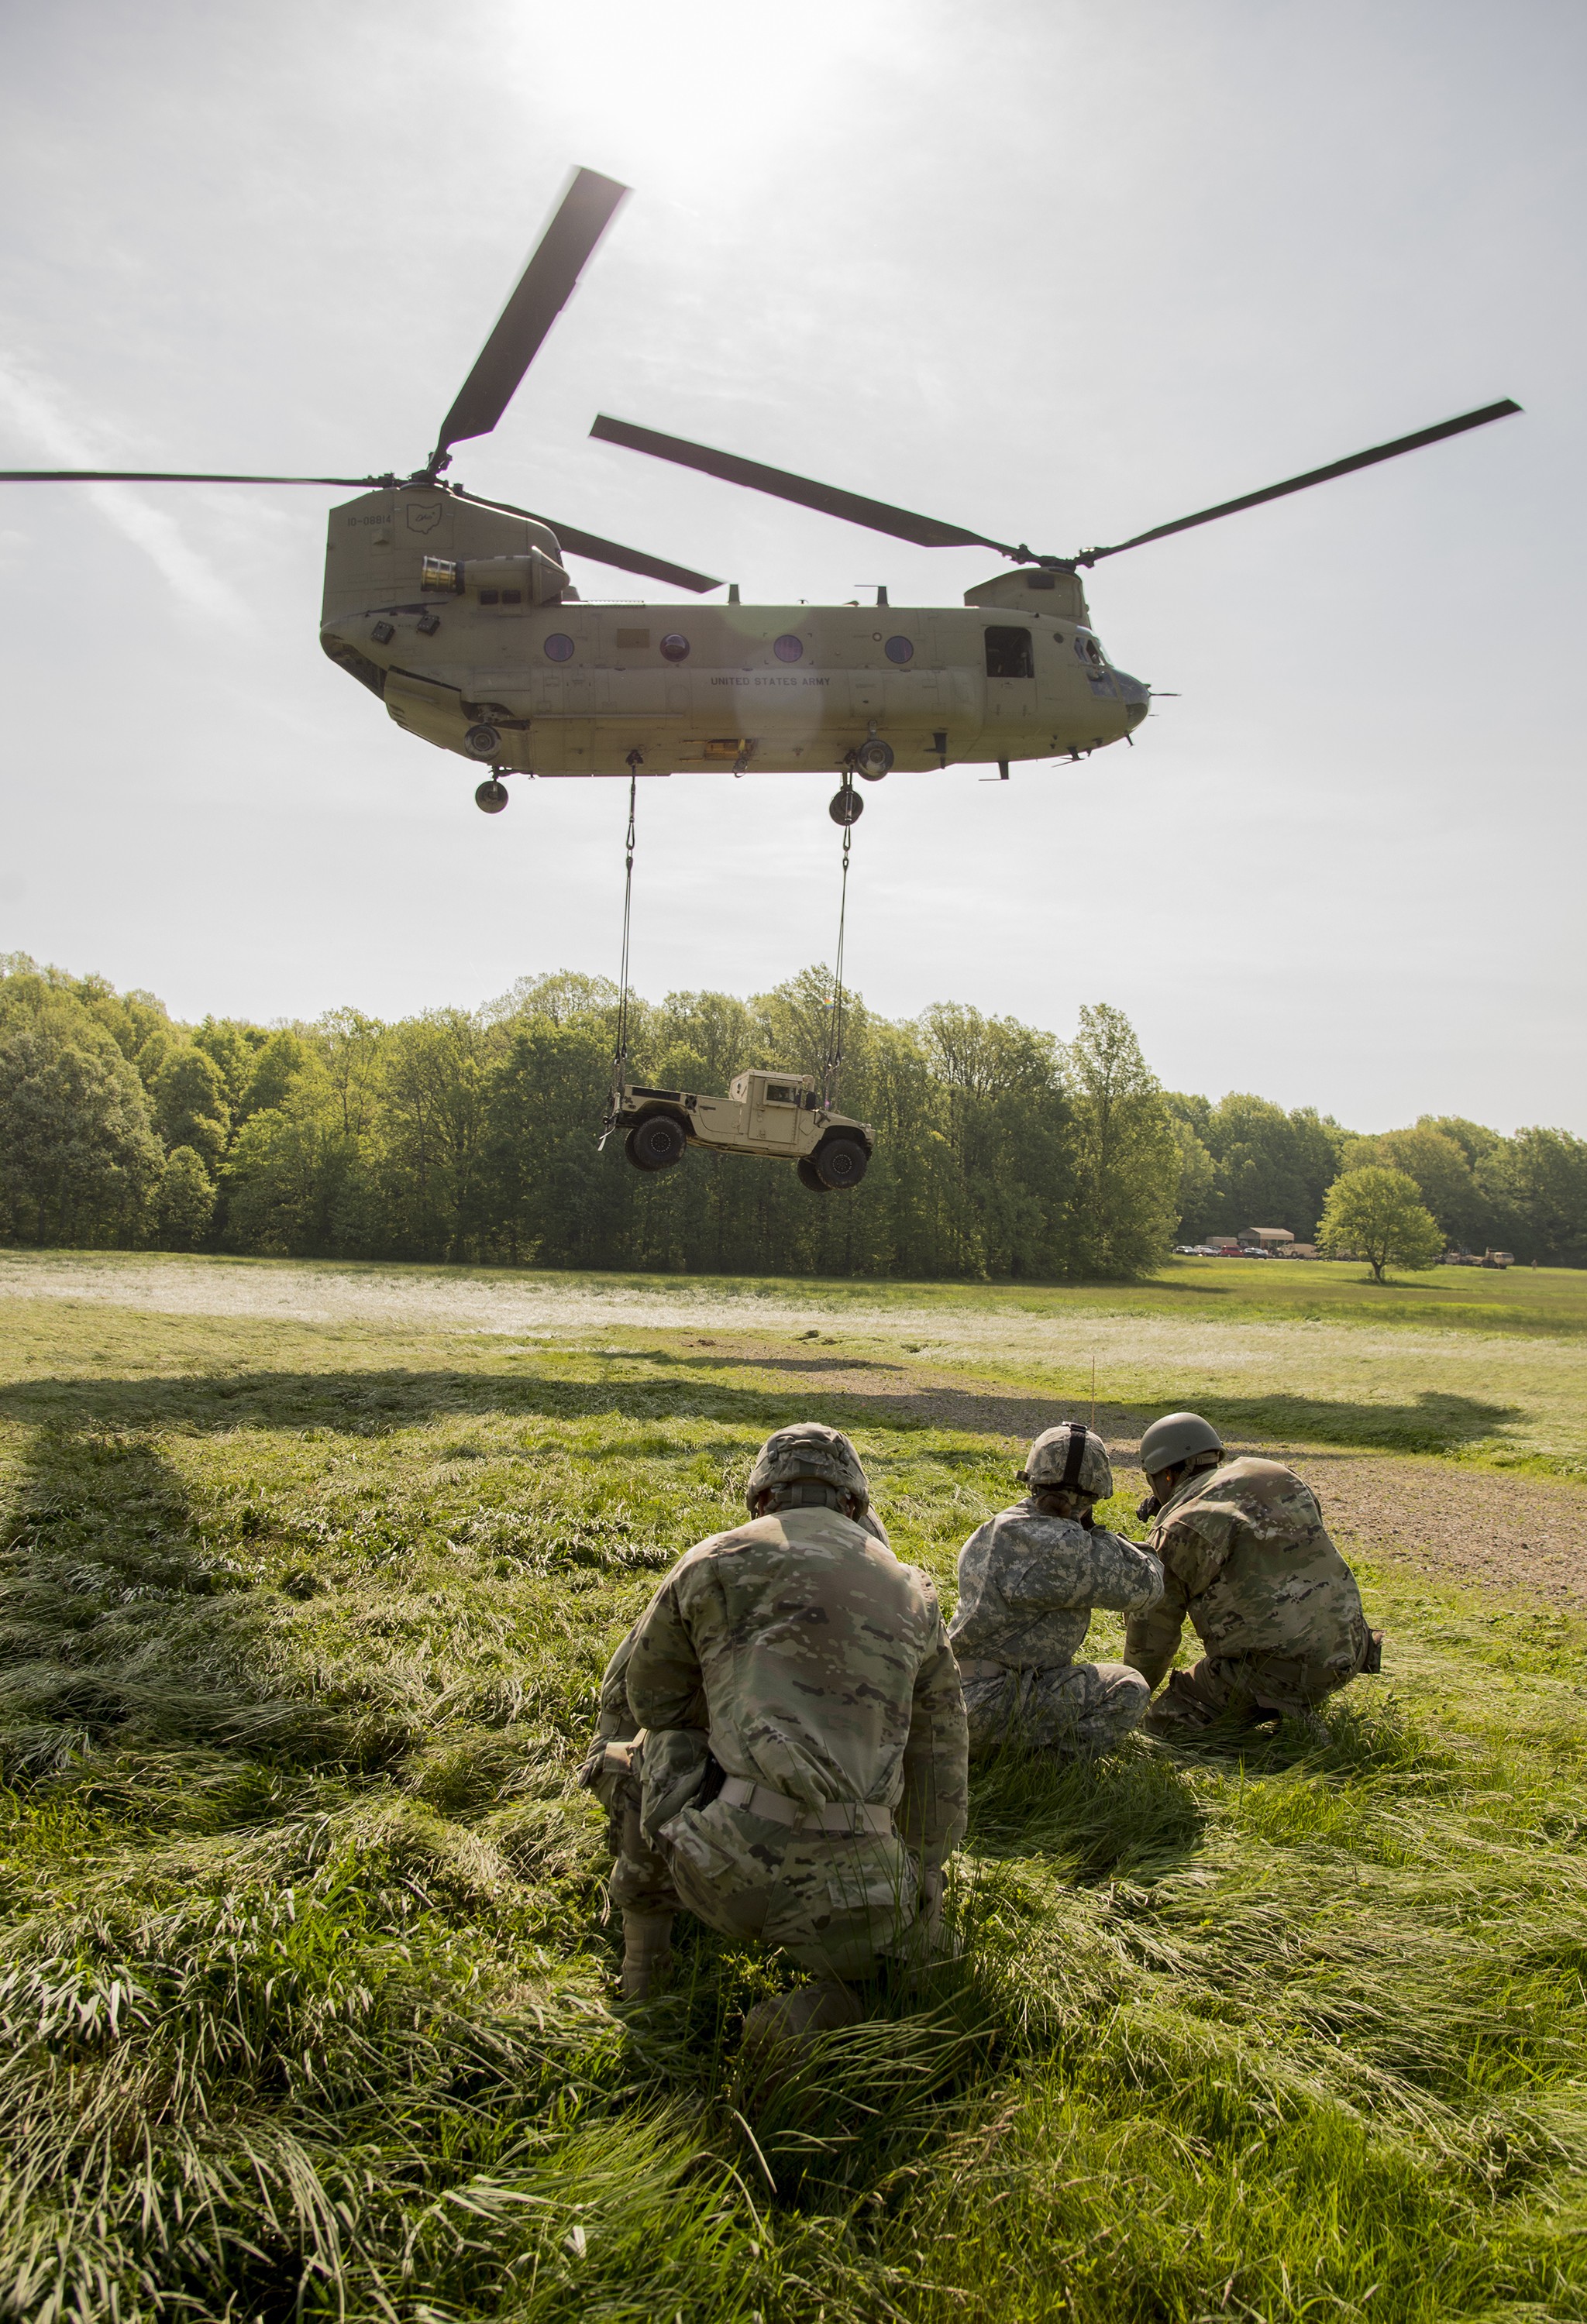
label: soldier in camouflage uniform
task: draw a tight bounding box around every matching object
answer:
[579,1423,969,2040]
[948,1422,1164,1758]
[1123,1410,1375,1736]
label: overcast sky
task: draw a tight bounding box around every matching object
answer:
[2,0,1582,1133]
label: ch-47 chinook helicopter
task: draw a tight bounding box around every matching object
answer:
[2,167,1519,825]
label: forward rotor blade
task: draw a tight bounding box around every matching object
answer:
[591,414,1023,555]
[1078,399,1523,566]
[0,468,376,484]
[449,484,721,593]
[434,168,628,464]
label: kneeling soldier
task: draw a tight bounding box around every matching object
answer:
[1124,1411,1377,1737]
[948,1422,1164,1759]
[580,1423,969,2042]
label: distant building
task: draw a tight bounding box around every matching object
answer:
[1241,1227,1295,1250]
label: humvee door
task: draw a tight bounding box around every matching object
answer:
[749,1074,804,1147]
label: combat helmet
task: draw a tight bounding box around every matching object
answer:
[1021,1422,1113,1501]
[1138,1410,1224,1482]
[746,1422,869,1514]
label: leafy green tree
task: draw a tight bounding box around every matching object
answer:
[1317,1166,1444,1282]
[239,1030,309,1122]
[0,978,163,1244]
[222,1065,375,1256]
[315,1009,387,1137]
[1196,1094,1349,1239]
[484,1020,627,1266]
[917,1002,1069,1277]
[1169,1116,1217,1243]
[1478,1128,1587,1267]
[1065,1004,1178,1277]
[155,1146,215,1248]
[652,988,760,1091]
[193,1017,267,1114]
[485,969,624,1030]
[1372,1124,1483,1249]
[379,1010,497,1260]
[150,1046,229,1169]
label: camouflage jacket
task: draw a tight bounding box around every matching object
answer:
[606,1505,968,1866]
[948,1501,1163,1671]
[1124,1456,1365,1687]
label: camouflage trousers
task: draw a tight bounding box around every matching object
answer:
[603,1743,927,1981]
[959,1658,1152,1760]
[1141,1644,1365,1735]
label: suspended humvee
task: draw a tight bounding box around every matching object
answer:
[608,1071,872,1192]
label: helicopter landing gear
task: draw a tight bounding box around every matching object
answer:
[475,777,509,813]
[465,723,501,758]
[829,779,863,826]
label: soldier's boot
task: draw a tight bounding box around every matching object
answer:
[741,1977,862,2053]
[619,1910,675,2000]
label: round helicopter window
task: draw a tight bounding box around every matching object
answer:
[773,634,804,662]
[543,633,575,662]
[884,635,914,665]
[659,632,690,662]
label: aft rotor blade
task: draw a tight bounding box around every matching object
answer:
[1078,399,1523,565]
[591,414,1024,555]
[449,484,721,593]
[0,468,377,485]
[433,168,629,464]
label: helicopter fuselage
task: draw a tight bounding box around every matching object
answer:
[319,487,1148,778]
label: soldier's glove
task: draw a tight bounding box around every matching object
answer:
[1136,1493,1160,1525]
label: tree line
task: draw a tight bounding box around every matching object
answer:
[1166,1091,1587,1266]
[2,952,1582,1277]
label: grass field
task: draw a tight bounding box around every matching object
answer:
[2,1253,1585,2321]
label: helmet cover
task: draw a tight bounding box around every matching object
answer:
[1023,1422,1114,1500]
[745,1422,869,1511]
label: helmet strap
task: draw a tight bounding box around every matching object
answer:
[767,1479,853,1514]
[1059,1421,1090,1493]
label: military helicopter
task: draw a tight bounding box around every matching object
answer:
[2,167,1519,824]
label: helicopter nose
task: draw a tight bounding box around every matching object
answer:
[1114,671,1150,729]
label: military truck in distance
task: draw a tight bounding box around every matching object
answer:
[609,1071,873,1191]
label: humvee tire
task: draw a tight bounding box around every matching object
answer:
[814,1134,868,1189]
[797,1157,830,1195]
[625,1114,687,1171]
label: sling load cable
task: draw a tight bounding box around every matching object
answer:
[821,791,855,1113]
[597,754,642,1148]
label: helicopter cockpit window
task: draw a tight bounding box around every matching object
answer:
[984,626,1034,679]
[1073,631,1107,669]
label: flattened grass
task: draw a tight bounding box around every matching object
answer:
[0,1291,1585,2320]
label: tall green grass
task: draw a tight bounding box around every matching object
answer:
[0,1310,1584,2319]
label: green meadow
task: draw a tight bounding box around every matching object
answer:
[1,1255,1585,2320]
